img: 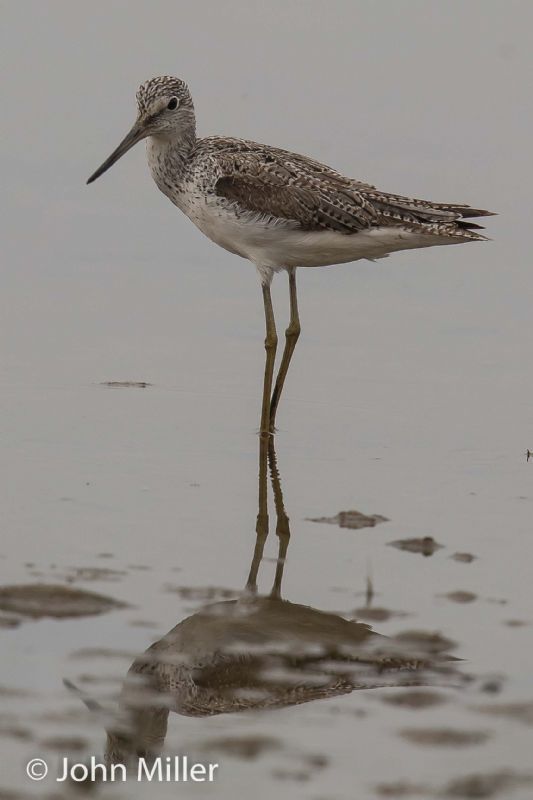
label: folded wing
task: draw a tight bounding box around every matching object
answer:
[212,139,494,240]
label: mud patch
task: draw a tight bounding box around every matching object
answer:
[375,781,428,797]
[307,509,389,530]
[388,537,443,556]
[450,552,476,563]
[0,584,128,619]
[442,591,477,604]
[100,381,151,388]
[399,727,490,747]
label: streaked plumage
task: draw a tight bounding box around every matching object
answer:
[88,76,494,433]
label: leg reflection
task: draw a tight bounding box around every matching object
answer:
[245,434,269,594]
[268,438,290,599]
[245,432,291,598]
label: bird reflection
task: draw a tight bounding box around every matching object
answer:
[92,437,453,765]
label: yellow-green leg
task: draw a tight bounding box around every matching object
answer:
[269,268,301,431]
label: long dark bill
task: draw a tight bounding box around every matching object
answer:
[86,122,144,184]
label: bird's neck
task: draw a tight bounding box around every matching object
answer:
[146,119,197,197]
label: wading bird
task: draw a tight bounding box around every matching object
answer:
[88,77,493,435]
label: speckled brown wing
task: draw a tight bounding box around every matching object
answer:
[211,141,493,239]
[213,149,377,234]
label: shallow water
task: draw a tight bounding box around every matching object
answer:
[2,2,533,798]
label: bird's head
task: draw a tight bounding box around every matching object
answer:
[87,76,194,184]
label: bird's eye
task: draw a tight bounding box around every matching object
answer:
[167,97,178,110]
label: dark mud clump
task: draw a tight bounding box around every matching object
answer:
[307,509,389,530]
[0,584,128,619]
[375,779,429,796]
[450,552,476,563]
[479,678,504,694]
[442,591,477,604]
[399,727,490,747]
[388,537,443,556]
[100,381,151,388]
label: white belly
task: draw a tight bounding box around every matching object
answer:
[179,195,459,270]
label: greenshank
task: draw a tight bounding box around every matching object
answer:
[88,76,494,434]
